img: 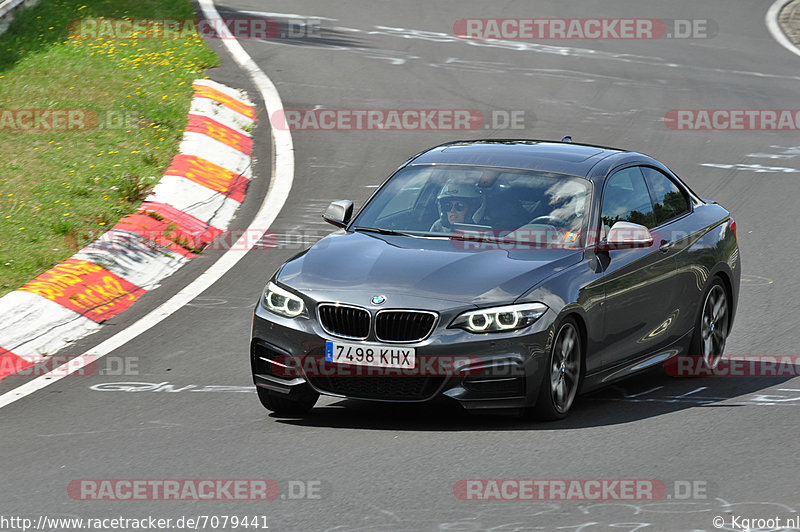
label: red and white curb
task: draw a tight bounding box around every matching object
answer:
[0,79,256,380]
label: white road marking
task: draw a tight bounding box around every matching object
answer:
[700,163,799,173]
[88,382,255,393]
[622,386,664,398]
[746,153,795,159]
[237,10,337,22]
[766,0,800,58]
[747,146,800,160]
[675,387,707,398]
[260,18,800,81]
[0,0,294,410]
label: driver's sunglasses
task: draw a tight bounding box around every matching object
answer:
[442,200,467,212]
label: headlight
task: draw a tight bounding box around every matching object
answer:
[262,282,308,318]
[450,302,548,333]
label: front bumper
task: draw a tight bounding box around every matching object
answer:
[250,301,555,411]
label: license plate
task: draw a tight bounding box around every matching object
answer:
[325,341,415,369]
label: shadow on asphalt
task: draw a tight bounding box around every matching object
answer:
[270,368,800,431]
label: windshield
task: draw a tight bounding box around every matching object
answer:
[351,164,592,248]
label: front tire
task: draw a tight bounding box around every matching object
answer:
[690,277,730,370]
[534,317,583,421]
[256,386,318,416]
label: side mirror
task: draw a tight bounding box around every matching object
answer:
[323,200,353,228]
[599,221,653,250]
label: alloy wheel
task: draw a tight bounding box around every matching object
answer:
[700,284,729,369]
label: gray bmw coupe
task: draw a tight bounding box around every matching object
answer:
[250,139,740,419]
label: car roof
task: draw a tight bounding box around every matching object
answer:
[408,139,635,178]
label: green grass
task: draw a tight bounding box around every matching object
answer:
[0,0,219,296]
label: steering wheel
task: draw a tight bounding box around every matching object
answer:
[530,216,563,227]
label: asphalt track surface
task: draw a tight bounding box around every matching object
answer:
[1,1,799,531]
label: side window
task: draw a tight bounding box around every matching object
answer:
[601,167,656,231]
[641,167,690,225]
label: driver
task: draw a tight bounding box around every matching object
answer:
[429,180,486,233]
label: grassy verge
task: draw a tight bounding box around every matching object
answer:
[0,0,218,297]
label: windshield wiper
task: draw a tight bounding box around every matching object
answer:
[423,230,500,242]
[352,226,412,237]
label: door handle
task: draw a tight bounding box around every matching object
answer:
[659,239,672,252]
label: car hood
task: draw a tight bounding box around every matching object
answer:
[276,231,583,306]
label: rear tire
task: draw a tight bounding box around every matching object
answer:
[689,277,730,371]
[533,317,583,421]
[256,386,318,416]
